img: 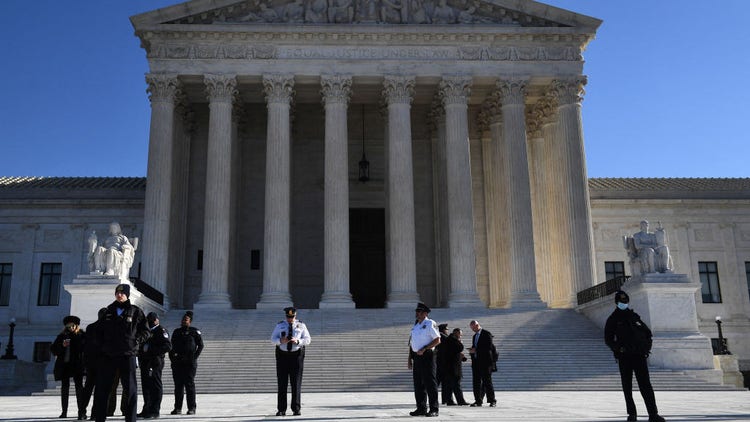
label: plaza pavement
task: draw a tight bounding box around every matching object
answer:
[0,391,749,422]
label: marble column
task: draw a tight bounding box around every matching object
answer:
[429,101,450,305]
[552,77,596,302]
[382,75,420,307]
[527,103,553,306]
[257,74,295,309]
[141,74,180,306]
[539,97,573,307]
[487,104,512,307]
[319,75,355,308]
[195,74,237,309]
[497,79,545,309]
[439,76,483,307]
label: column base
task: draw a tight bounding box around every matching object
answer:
[509,291,547,310]
[256,292,293,310]
[319,292,355,309]
[386,291,421,308]
[194,292,232,310]
[447,292,485,308]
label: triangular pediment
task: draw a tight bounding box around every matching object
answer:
[131,0,601,30]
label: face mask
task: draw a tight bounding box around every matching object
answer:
[617,302,629,310]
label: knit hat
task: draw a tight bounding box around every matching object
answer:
[115,283,130,298]
[63,315,81,326]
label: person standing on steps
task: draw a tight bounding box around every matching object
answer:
[407,302,441,417]
[468,319,497,408]
[271,307,311,416]
[169,311,203,416]
[605,290,666,422]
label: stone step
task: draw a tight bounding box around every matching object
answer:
[36,308,741,395]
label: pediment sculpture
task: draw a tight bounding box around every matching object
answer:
[87,222,139,282]
[167,0,565,26]
[623,220,673,276]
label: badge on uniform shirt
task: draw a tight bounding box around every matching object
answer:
[127,317,132,323]
[421,324,426,329]
[196,330,201,335]
[163,331,169,338]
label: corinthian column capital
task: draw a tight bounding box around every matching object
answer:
[382,75,415,105]
[551,76,587,105]
[496,78,528,106]
[320,75,353,106]
[204,74,238,103]
[262,74,295,105]
[438,75,472,106]
[146,73,181,104]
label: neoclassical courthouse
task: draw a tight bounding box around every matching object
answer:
[1,0,750,376]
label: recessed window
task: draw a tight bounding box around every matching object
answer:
[0,263,11,306]
[38,262,62,306]
[605,261,625,281]
[699,261,721,303]
[251,250,261,270]
[33,341,52,363]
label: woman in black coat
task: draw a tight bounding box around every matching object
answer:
[51,315,86,419]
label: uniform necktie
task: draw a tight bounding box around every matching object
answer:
[287,322,293,351]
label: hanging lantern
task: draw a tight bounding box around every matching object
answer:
[358,105,370,183]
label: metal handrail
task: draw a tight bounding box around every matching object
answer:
[577,275,631,306]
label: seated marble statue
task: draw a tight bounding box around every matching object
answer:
[88,222,138,281]
[623,220,673,275]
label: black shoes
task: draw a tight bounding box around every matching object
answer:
[489,401,497,407]
[276,411,286,416]
[409,409,427,416]
[170,409,182,415]
[470,402,482,407]
[648,416,666,422]
[186,409,196,415]
[425,410,439,417]
[293,410,301,416]
[77,412,87,420]
[627,416,637,422]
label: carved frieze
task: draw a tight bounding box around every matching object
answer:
[166,0,569,27]
[147,42,580,62]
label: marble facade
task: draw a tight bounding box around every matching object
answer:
[129,0,601,311]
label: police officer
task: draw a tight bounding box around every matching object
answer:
[138,312,171,419]
[605,290,666,422]
[407,302,441,417]
[169,311,203,415]
[93,283,150,422]
[271,307,311,416]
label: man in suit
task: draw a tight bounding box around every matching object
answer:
[468,320,497,407]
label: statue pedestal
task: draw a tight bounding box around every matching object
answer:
[65,275,164,326]
[578,272,720,381]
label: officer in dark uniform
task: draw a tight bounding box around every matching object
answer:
[605,290,666,422]
[169,311,203,415]
[92,283,150,422]
[408,302,441,417]
[138,312,171,419]
[271,307,311,416]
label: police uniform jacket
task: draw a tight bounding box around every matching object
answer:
[410,317,440,353]
[271,319,311,352]
[139,324,171,369]
[83,320,103,369]
[604,308,653,358]
[99,300,150,358]
[169,326,204,367]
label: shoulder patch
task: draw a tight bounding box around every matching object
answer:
[196,330,201,335]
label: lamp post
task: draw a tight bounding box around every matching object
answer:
[1,318,17,360]
[715,315,730,355]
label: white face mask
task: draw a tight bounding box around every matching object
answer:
[617,302,629,310]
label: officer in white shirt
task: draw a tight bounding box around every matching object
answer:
[407,302,441,417]
[271,307,311,416]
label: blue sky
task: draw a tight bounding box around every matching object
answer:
[1,0,748,178]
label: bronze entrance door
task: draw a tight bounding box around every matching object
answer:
[349,208,386,308]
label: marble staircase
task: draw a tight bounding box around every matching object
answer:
[39,308,740,395]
